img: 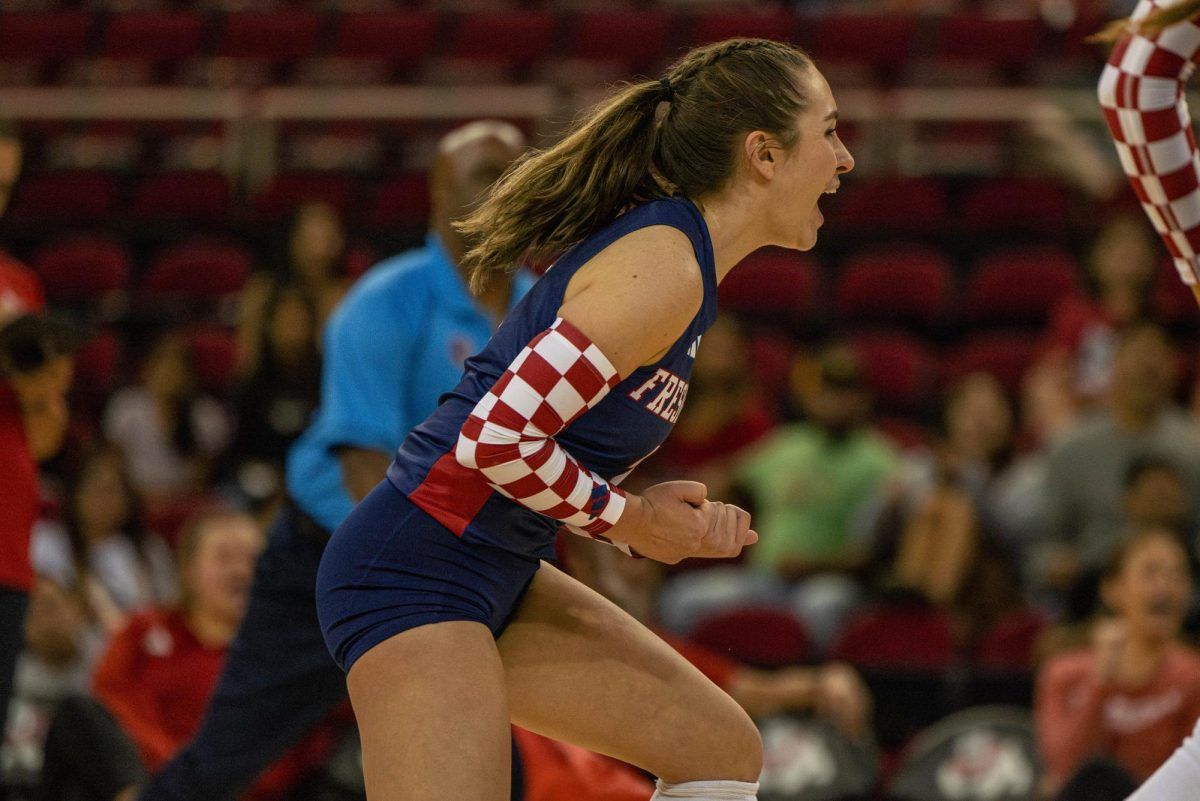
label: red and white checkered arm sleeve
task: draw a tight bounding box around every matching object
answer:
[1099,1,1200,285]
[454,317,633,550]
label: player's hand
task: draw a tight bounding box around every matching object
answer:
[611,481,758,564]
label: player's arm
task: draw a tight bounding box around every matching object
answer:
[453,226,755,563]
[1098,3,1200,293]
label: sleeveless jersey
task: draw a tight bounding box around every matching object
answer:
[386,196,718,559]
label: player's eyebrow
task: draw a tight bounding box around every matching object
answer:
[824,110,839,122]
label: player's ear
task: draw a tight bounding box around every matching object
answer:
[742,131,776,181]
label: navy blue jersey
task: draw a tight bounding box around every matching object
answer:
[387,197,718,559]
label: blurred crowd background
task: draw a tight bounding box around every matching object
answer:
[5,0,1200,799]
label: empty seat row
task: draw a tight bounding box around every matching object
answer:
[5,170,430,228]
[5,170,1077,241]
[0,10,1085,79]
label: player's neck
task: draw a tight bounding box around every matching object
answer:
[692,189,771,284]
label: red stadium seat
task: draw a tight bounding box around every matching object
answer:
[449,11,558,71]
[33,235,131,307]
[718,247,821,323]
[73,330,123,399]
[0,12,92,61]
[368,173,431,231]
[216,12,321,63]
[332,11,439,73]
[186,325,237,396]
[144,241,251,300]
[849,332,937,413]
[828,177,949,237]
[690,606,811,669]
[834,245,954,329]
[7,172,117,225]
[131,171,232,225]
[831,603,956,670]
[102,12,206,65]
[809,15,918,72]
[569,11,673,74]
[964,246,1080,326]
[877,416,932,450]
[940,332,1039,396]
[745,331,796,403]
[689,9,796,45]
[972,610,1047,672]
[935,15,1045,71]
[1154,259,1197,326]
[144,493,220,547]
[250,173,356,222]
[961,178,1072,237]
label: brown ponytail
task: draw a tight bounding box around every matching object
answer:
[1091,0,1200,44]
[459,38,814,291]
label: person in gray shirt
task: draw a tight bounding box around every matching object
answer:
[1039,323,1200,595]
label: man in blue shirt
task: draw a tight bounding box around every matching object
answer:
[140,120,530,801]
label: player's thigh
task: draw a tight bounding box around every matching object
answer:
[347,621,512,801]
[496,561,762,785]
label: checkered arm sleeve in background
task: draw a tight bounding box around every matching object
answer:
[1099,0,1200,285]
[454,317,632,550]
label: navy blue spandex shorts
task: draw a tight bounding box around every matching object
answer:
[316,479,542,673]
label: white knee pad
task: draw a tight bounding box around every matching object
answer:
[651,779,759,800]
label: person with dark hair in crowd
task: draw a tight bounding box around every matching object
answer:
[1038,323,1200,600]
[724,342,895,649]
[102,331,231,501]
[228,284,321,511]
[138,120,532,801]
[0,120,81,786]
[238,201,351,376]
[1035,527,1200,801]
[32,444,177,633]
[1039,215,1160,405]
[1122,455,1195,539]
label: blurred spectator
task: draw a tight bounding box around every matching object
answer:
[1123,455,1195,540]
[563,535,873,740]
[1,578,102,795]
[103,331,231,501]
[239,202,350,376]
[903,373,1034,542]
[736,343,897,576]
[1039,215,1159,405]
[650,314,776,497]
[731,343,896,646]
[1035,527,1200,800]
[88,511,334,801]
[32,444,178,633]
[228,284,321,510]
[1038,323,1200,596]
[0,119,79,762]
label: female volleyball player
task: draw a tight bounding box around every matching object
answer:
[316,38,853,801]
[1098,3,1200,798]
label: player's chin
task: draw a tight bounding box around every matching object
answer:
[790,216,821,251]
